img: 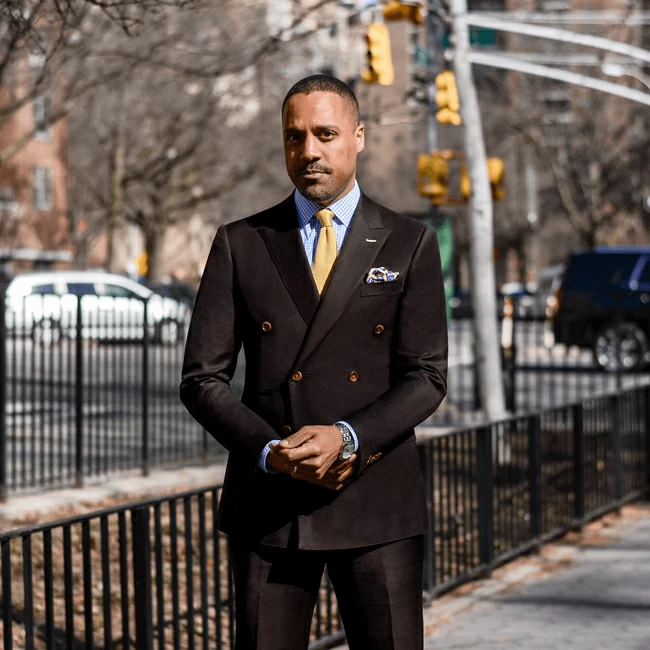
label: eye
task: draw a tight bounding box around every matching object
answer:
[321,131,336,139]
[285,133,301,143]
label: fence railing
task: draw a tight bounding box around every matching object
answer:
[1,289,649,495]
[0,291,222,496]
[1,384,648,649]
[434,298,650,426]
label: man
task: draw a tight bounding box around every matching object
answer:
[180,75,448,649]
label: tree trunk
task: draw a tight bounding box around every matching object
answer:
[107,130,125,273]
[451,0,507,420]
[144,221,166,283]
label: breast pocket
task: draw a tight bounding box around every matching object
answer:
[360,277,403,297]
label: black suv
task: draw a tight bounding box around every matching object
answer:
[553,247,650,371]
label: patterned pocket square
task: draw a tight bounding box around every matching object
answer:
[365,267,400,284]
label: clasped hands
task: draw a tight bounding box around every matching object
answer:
[266,425,358,491]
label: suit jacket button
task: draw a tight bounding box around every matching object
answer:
[261,321,272,332]
[291,371,303,382]
[283,425,292,435]
[348,371,359,382]
[373,324,385,335]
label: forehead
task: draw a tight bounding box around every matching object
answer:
[283,91,354,128]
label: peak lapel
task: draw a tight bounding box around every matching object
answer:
[258,196,320,325]
[294,194,390,369]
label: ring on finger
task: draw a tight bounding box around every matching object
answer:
[293,465,298,476]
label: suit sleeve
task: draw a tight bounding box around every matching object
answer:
[344,226,448,472]
[180,225,281,463]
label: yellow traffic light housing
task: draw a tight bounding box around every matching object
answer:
[487,157,505,200]
[361,23,395,86]
[135,252,148,276]
[460,158,506,202]
[435,70,462,126]
[383,1,424,25]
[418,154,449,202]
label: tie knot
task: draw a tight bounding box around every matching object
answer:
[315,208,334,228]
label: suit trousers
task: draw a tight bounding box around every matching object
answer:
[228,534,424,650]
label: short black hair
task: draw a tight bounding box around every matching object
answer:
[282,74,360,126]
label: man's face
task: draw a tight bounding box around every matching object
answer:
[282,91,365,205]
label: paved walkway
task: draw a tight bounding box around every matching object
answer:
[425,505,650,650]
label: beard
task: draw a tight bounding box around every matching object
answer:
[298,183,333,203]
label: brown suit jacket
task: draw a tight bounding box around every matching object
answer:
[180,192,448,550]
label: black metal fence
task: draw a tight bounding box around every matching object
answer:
[0,292,222,496]
[434,299,650,427]
[1,290,649,494]
[1,384,648,649]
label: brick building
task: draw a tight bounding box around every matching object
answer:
[0,55,71,277]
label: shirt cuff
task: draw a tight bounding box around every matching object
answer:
[258,440,281,473]
[335,420,359,452]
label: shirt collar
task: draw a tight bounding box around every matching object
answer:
[294,180,361,229]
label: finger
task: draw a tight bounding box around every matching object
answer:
[284,444,322,461]
[277,428,314,449]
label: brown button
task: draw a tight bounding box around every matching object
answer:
[291,371,303,382]
[367,452,383,465]
[373,324,385,335]
[261,321,272,333]
[348,371,359,382]
[282,425,292,435]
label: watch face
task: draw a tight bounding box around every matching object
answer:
[340,447,353,460]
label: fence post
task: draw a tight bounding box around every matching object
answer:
[418,440,435,600]
[0,283,6,501]
[142,299,150,477]
[572,403,585,526]
[645,385,650,491]
[476,425,494,572]
[75,296,84,488]
[610,393,623,506]
[528,414,543,543]
[132,506,154,650]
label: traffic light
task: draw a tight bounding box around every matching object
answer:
[383,1,424,25]
[135,252,148,277]
[487,157,505,200]
[460,158,506,201]
[418,154,449,202]
[435,70,461,125]
[360,23,394,86]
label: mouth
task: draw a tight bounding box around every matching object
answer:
[300,168,330,178]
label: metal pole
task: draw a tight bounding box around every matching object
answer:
[132,507,154,650]
[476,425,494,571]
[142,299,150,477]
[426,0,444,152]
[75,296,84,488]
[0,283,7,501]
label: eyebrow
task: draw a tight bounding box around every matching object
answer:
[283,124,339,132]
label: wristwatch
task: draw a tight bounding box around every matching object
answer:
[334,422,355,461]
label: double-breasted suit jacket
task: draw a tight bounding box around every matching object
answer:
[180,192,448,550]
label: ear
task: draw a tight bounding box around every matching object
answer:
[356,123,365,153]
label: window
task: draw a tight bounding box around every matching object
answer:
[33,167,52,210]
[31,284,56,295]
[100,283,138,299]
[33,97,52,140]
[65,283,96,296]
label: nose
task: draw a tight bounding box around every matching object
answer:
[300,132,321,162]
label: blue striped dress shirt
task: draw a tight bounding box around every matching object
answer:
[258,182,361,472]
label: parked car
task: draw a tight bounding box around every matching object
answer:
[147,280,197,308]
[5,271,191,345]
[552,247,650,371]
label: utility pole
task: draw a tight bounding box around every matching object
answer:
[450,0,507,420]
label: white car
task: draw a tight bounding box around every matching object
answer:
[5,271,191,345]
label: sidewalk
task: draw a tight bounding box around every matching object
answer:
[424,503,650,650]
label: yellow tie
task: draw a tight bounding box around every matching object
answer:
[312,208,337,295]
